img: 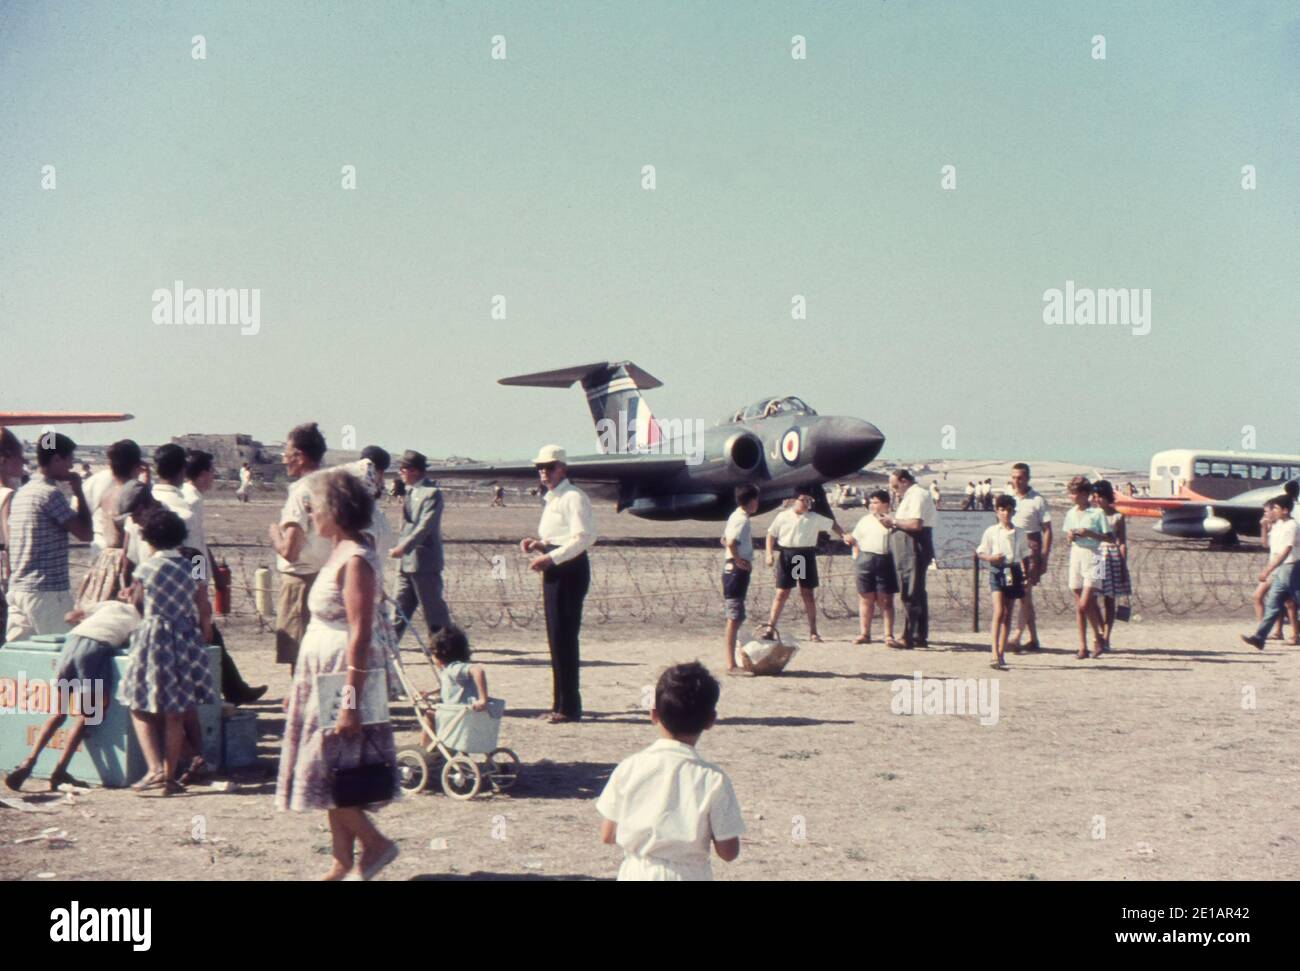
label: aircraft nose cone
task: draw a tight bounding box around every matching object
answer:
[808,418,885,478]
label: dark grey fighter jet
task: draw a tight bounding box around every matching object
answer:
[433,361,885,521]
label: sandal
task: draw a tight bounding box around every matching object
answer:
[161,779,187,797]
[48,769,90,791]
[808,633,824,643]
[177,757,208,786]
[853,635,871,645]
[1075,649,1089,660]
[132,770,168,793]
[887,638,910,649]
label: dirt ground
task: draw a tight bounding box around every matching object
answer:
[2,493,1297,881]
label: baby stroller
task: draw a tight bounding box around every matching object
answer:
[384,605,520,800]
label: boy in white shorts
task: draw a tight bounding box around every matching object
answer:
[596,662,744,880]
[1063,477,1112,659]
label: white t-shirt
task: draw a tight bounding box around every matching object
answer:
[977,524,1029,566]
[69,599,142,646]
[1269,518,1298,565]
[851,514,891,555]
[82,469,115,553]
[768,509,833,548]
[277,474,331,576]
[1010,488,1052,533]
[895,484,937,527]
[180,481,208,560]
[596,738,745,878]
[722,507,753,563]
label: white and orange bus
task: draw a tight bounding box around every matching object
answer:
[1119,448,1300,518]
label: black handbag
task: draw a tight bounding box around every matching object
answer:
[330,735,396,808]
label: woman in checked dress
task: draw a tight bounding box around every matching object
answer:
[276,470,399,881]
[117,508,218,795]
[1091,480,1130,650]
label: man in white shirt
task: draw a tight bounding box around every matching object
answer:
[151,444,196,548]
[236,462,253,503]
[519,445,596,723]
[885,469,936,648]
[1243,495,1300,649]
[1008,462,1053,652]
[269,423,330,675]
[763,493,845,642]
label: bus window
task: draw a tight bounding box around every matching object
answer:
[1250,464,1269,480]
[1210,462,1230,477]
[1271,465,1288,480]
[1194,461,1210,477]
[1230,464,1250,479]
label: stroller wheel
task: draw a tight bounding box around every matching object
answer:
[396,749,430,795]
[440,756,482,800]
[486,748,521,792]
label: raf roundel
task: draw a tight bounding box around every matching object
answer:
[781,428,801,465]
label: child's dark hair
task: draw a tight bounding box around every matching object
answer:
[655,661,720,737]
[36,432,76,467]
[140,507,188,550]
[1093,479,1115,503]
[185,449,214,482]
[1068,475,1093,495]
[868,489,891,504]
[734,484,760,507]
[432,625,471,663]
[1266,495,1294,512]
[155,443,187,482]
[994,493,1017,512]
[107,439,142,479]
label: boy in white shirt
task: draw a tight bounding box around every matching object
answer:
[597,662,744,880]
[721,485,760,674]
[764,494,844,642]
[846,490,901,646]
[1243,495,1300,649]
[976,494,1031,669]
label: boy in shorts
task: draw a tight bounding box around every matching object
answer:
[847,490,901,646]
[721,485,760,674]
[976,494,1031,669]
[4,599,141,791]
[596,662,744,880]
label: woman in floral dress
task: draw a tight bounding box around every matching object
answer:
[276,470,399,881]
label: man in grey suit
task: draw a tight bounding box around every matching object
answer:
[389,449,451,642]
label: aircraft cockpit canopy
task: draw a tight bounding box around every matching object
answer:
[722,396,819,424]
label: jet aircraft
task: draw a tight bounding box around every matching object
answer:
[431,361,885,521]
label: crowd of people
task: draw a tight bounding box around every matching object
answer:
[1,424,1292,881]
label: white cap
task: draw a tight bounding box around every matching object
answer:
[532,444,567,466]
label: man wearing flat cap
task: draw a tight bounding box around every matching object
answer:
[390,449,451,642]
[519,445,596,724]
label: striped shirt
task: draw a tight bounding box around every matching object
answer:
[7,476,77,592]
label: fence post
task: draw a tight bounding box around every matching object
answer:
[972,553,980,632]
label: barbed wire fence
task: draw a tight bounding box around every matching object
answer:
[202,537,1266,632]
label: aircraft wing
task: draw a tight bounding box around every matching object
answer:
[432,453,688,483]
[0,412,134,426]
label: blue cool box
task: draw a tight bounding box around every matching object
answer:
[0,635,222,787]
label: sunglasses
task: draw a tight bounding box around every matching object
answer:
[535,463,558,473]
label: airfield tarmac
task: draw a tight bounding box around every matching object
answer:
[2,491,1297,881]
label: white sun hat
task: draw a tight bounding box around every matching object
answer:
[531,444,568,465]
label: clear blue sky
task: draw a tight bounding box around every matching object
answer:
[2,1,1297,468]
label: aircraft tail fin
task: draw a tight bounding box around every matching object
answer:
[499,361,664,453]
